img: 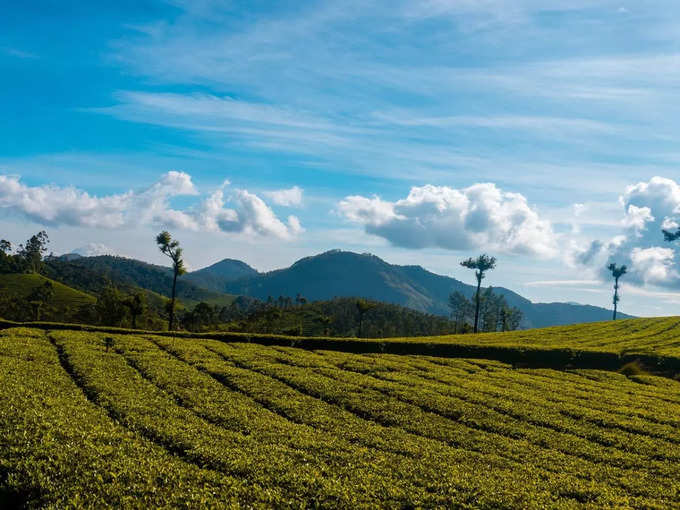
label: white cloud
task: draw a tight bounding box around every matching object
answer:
[338,183,557,257]
[574,176,680,288]
[0,172,301,240]
[630,246,679,285]
[622,204,654,233]
[264,186,304,207]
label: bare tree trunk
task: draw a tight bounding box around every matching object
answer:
[169,270,178,330]
[612,277,619,321]
[473,274,482,333]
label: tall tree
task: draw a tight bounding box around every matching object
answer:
[0,240,13,273]
[460,254,497,333]
[448,291,473,333]
[156,231,186,330]
[607,263,627,320]
[95,285,127,327]
[18,231,49,274]
[356,299,376,337]
[124,291,147,329]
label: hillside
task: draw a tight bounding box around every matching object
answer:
[49,256,236,307]
[2,320,679,507]
[0,274,95,323]
[184,258,258,292]
[224,250,631,327]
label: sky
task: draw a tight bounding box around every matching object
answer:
[3,1,680,316]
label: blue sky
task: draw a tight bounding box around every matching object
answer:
[3,1,680,316]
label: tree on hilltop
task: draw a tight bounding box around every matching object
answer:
[156,231,186,331]
[460,254,496,333]
[18,231,49,274]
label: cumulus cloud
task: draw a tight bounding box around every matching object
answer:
[263,186,304,207]
[0,172,301,240]
[338,183,557,257]
[574,176,680,288]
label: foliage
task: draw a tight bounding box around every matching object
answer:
[156,231,186,331]
[17,230,49,274]
[460,253,497,333]
[27,280,55,321]
[619,360,648,377]
[199,296,463,337]
[124,292,148,329]
[95,285,129,327]
[607,262,627,320]
[2,326,680,507]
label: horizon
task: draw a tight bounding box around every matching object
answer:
[4,2,680,317]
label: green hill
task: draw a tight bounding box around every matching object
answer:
[0,273,95,322]
[1,319,680,507]
[48,255,236,308]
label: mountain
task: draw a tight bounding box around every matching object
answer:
[184,258,258,292]
[223,250,631,328]
[47,256,236,307]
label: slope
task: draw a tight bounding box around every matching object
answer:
[0,273,95,321]
[51,256,236,307]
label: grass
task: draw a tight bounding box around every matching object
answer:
[1,321,680,507]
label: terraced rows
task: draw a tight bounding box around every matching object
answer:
[454,316,680,356]
[1,327,679,508]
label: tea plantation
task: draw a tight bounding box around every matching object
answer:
[2,318,680,508]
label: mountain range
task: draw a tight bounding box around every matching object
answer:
[52,249,629,328]
[186,249,629,328]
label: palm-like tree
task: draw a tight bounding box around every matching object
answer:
[460,254,497,333]
[156,231,186,330]
[607,263,627,320]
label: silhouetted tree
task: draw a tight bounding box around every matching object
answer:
[18,231,49,274]
[607,263,627,320]
[460,254,497,333]
[156,231,186,330]
[500,306,522,332]
[356,299,376,337]
[124,291,147,329]
[0,240,15,273]
[448,291,473,333]
[96,285,127,327]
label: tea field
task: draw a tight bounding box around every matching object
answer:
[2,320,680,508]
